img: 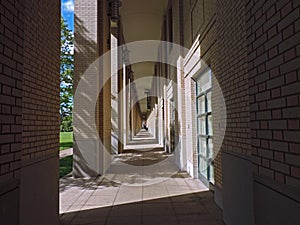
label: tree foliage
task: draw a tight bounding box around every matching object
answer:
[60,17,74,132]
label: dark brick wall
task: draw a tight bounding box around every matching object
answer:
[0,2,24,222]
[214,0,251,192]
[22,0,60,163]
[0,0,24,185]
[1,0,60,223]
[215,0,251,155]
[247,0,300,191]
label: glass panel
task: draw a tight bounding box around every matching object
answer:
[195,70,214,183]
[199,157,208,178]
[208,115,213,135]
[208,138,213,158]
[196,70,211,93]
[197,95,206,114]
[209,164,215,184]
[207,92,212,112]
[196,82,199,94]
[197,117,206,135]
[198,137,206,155]
[170,101,175,121]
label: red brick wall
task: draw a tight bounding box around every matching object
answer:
[247,0,300,190]
[0,0,24,186]
[22,0,60,163]
[1,0,60,223]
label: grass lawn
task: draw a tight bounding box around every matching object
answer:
[59,155,73,178]
[60,132,73,150]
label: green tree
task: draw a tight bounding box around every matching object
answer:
[60,17,74,132]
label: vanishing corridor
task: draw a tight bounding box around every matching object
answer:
[1,0,299,224]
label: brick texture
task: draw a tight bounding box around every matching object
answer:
[215,0,251,156]
[180,0,227,187]
[22,0,60,163]
[1,0,60,223]
[165,0,224,186]
[213,0,251,190]
[74,0,112,175]
[247,0,300,190]
[0,0,24,184]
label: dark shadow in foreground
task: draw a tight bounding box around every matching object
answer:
[60,191,225,225]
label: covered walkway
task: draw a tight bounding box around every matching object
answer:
[60,129,224,224]
[1,0,299,224]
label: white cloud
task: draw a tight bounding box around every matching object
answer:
[63,0,74,12]
[69,44,74,55]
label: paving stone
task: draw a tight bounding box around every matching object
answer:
[60,131,224,224]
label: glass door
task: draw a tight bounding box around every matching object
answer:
[196,69,214,185]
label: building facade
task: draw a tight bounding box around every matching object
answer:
[0,0,300,225]
[157,1,300,224]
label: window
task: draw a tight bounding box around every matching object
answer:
[196,69,214,185]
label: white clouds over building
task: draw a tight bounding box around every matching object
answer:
[63,0,74,12]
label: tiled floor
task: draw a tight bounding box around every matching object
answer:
[60,130,225,225]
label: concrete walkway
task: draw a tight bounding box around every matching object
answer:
[125,129,159,147]
[60,148,73,159]
[59,131,224,225]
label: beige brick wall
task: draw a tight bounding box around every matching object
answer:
[180,0,225,187]
[111,30,119,153]
[184,72,198,177]
[173,0,251,189]
[74,0,101,145]
[74,0,112,176]
[98,0,112,156]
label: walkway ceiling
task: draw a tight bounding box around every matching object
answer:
[119,0,168,114]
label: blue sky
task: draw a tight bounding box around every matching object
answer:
[61,0,74,32]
